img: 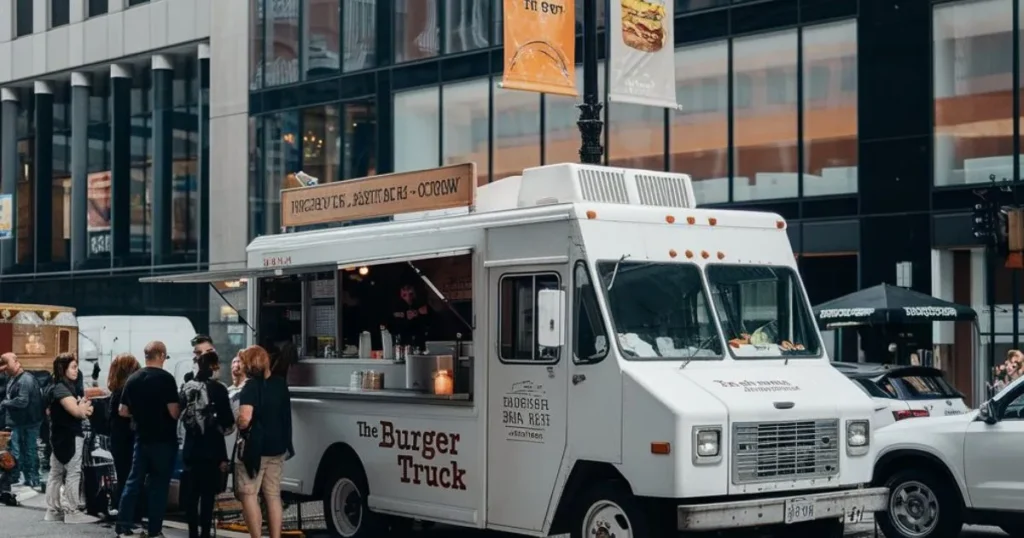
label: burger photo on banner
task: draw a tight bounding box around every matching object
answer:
[610,0,680,109]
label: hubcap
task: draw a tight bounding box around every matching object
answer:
[890,480,940,537]
[582,500,632,538]
[330,478,363,537]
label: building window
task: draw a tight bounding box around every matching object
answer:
[545,63,605,165]
[301,105,341,183]
[15,0,33,37]
[671,40,728,204]
[933,0,1014,186]
[265,0,300,86]
[262,111,301,234]
[442,79,489,185]
[129,69,152,257]
[573,262,608,363]
[250,0,264,89]
[732,29,799,201]
[676,0,729,12]
[128,0,149,6]
[87,76,112,259]
[802,20,858,197]
[395,0,439,62]
[342,101,377,178]
[172,59,200,255]
[609,104,665,171]
[394,88,440,173]
[344,0,377,71]
[444,0,490,53]
[88,0,108,17]
[493,80,540,182]
[305,0,340,79]
[498,273,561,362]
[51,0,70,27]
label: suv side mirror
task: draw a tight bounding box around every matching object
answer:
[978,400,999,425]
[537,289,566,349]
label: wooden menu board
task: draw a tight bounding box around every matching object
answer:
[280,163,476,227]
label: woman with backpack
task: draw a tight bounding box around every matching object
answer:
[179,351,234,538]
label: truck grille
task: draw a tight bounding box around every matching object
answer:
[732,420,840,484]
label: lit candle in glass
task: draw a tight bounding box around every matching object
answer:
[434,370,454,396]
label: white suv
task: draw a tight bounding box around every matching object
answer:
[872,376,1024,538]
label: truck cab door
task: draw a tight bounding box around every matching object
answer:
[964,386,1024,510]
[486,267,568,533]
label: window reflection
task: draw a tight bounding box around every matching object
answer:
[305,0,340,78]
[732,30,798,201]
[342,102,378,178]
[87,77,111,259]
[396,0,439,63]
[671,41,728,204]
[443,79,489,185]
[53,85,71,263]
[344,0,377,71]
[265,0,300,86]
[250,0,264,89]
[609,103,664,171]
[493,81,540,181]
[301,105,341,183]
[394,88,440,172]
[171,61,199,254]
[933,0,1013,186]
[445,0,490,53]
[16,137,33,268]
[545,63,604,165]
[803,21,858,196]
[263,111,301,233]
[129,69,151,255]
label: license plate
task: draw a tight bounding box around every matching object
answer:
[845,506,865,524]
[784,499,815,524]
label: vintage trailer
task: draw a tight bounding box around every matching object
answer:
[146,163,887,538]
[0,303,78,372]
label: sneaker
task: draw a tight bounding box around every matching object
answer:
[44,510,64,522]
[64,511,100,524]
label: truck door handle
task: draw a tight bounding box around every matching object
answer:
[572,374,586,385]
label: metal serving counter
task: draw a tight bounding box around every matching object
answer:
[289,386,473,407]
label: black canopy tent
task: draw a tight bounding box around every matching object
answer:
[814,283,977,328]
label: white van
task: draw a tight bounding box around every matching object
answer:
[78,315,199,388]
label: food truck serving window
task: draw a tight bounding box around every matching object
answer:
[706,265,821,359]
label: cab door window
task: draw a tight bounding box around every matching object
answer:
[498,273,560,363]
[573,262,608,363]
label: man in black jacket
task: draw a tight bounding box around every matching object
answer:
[0,353,44,489]
[0,368,15,505]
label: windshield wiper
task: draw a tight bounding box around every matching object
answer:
[606,254,631,291]
[681,335,718,368]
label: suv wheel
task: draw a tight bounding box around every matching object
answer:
[878,467,963,538]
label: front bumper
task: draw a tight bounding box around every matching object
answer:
[677,487,888,531]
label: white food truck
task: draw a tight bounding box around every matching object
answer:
[145,163,887,538]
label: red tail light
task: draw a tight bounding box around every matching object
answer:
[893,409,930,421]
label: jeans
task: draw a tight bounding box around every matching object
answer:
[45,436,84,516]
[116,441,178,535]
[10,422,41,486]
[184,461,223,538]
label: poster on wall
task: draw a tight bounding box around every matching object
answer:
[0,193,12,240]
[608,0,680,109]
[87,171,112,254]
[501,0,578,96]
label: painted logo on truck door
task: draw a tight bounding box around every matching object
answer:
[502,380,552,443]
[356,420,467,490]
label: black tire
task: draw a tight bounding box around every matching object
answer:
[569,480,654,538]
[321,461,382,538]
[877,467,963,538]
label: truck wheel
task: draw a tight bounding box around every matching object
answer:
[322,462,380,538]
[570,481,653,538]
[878,468,963,538]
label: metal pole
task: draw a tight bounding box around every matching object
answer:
[1012,0,1021,348]
[577,0,604,164]
[987,244,997,375]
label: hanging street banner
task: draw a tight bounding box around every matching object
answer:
[502,0,578,97]
[0,193,11,240]
[609,0,680,109]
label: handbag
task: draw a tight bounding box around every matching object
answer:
[233,378,265,479]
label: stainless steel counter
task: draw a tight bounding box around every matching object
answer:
[289,385,473,407]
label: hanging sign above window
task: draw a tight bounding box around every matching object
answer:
[280,163,477,228]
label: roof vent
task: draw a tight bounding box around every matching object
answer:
[517,163,696,209]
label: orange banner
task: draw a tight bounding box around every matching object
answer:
[502,0,578,96]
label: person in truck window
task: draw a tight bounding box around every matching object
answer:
[392,283,432,346]
[235,345,294,538]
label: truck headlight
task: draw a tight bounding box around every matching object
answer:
[846,420,870,456]
[692,426,722,464]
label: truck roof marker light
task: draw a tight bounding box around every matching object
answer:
[776,220,786,229]
[685,250,694,259]
[686,216,696,225]
[586,210,597,219]
[666,215,676,224]
[717,252,725,260]
[669,249,678,258]
[701,250,710,259]
[650,442,671,455]
[708,217,718,226]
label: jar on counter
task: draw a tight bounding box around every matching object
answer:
[350,371,364,390]
[372,371,385,390]
[363,370,376,390]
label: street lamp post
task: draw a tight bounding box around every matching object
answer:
[577,0,604,165]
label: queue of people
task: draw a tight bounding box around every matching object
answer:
[0,334,294,538]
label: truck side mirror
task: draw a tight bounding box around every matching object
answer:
[537,289,566,349]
